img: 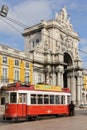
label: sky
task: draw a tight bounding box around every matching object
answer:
[0,0,87,68]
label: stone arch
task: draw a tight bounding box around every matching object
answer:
[82,93,85,104]
[63,52,73,88]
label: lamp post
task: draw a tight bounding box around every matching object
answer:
[0,5,9,17]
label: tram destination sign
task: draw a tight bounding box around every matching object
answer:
[34,84,62,91]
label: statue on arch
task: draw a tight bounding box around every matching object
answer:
[55,6,73,29]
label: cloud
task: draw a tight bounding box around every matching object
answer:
[0,0,70,35]
[0,0,70,50]
[79,38,87,63]
[1,0,86,51]
[0,0,51,35]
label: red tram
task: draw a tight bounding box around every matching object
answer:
[3,83,71,120]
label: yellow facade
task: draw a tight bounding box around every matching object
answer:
[20,60,25,82]
[29,63,33,83]
[0,56,2,81]
[0,55,33,84]
[84,75,87,90]
[8,57,14,82]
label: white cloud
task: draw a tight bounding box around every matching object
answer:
[0,0,70,35]
[0,0,70,50]
[79,38,87,64]
[0,0,52,35]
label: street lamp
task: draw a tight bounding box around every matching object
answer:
[0,4,28,31]
[0,5,9,17]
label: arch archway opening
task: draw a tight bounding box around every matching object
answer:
[63,53,73,88]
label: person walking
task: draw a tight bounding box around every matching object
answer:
[69,101,75,116]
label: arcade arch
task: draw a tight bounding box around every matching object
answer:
[63,52,73,88]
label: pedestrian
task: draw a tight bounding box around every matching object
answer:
[69,101,75,116]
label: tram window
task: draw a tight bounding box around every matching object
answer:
[31,94,36,104]
[61,95,65,104]
[1,97,5,105]
[50,95,54,104]
[10,92,17,103]
[38,94,43,104]
[23,94,27,103]
[5,93,9,103]
[44,95,49,104]
[18,94,22,103]
[55,95,60,104]
[67,95,70,104]
[18,93,27,103]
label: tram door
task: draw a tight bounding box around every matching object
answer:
[18,93,27,117]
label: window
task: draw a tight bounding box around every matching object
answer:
[15,59,19,66]
[38,94,43,104]
[18,93,27,103]
[18,93,22,103]
[67,95,70,104]
[5,93,9,103]
[15,70,19,81]
[2,68,7,78]
[55,95,60,104]
[23,94,27,103]
[2,68,8,82]
[44,95,49,104]
[1,97,5,105]
[31,94,36,104]
[61,95,65,104]
[25,71,29,83]
[25,62,29,68]
[50,95,54,104]
[2,57,7,64]
[10,92,17,103]
[36,39,39,43]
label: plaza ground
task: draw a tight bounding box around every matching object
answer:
[0,114,87,130]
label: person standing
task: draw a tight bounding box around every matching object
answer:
[69,101,75,116]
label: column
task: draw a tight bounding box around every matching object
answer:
[67,76,71,89]
[60,71,63,88]
[52,66,56,86]
[71,72,76,103]
[77,76,81,104]
[52,72,56,86]
[80,76,83,104]
[57,72,61,86]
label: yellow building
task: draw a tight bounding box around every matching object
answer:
[83,75,87,90]
[82,71,87,104]
[0,44,33,114]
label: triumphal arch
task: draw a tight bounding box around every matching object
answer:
[23,7,83,104]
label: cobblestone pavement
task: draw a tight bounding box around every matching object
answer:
[0,115,87,130]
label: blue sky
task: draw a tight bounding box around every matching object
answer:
[0,0,87,67]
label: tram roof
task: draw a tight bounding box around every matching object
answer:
[1,82,70,93]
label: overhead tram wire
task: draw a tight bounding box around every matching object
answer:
[6,16,28,28]
[0,16,22,34]
[0,10,28,34]
[0,8,87,55]
[79,49,87,55]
